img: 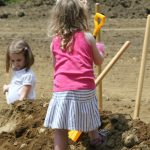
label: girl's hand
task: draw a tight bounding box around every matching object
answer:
[3,84,9,94]
[96,42,106,58]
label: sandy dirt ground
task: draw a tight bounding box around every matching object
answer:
[0,0,150,149]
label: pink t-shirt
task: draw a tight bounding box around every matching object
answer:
[52,31,96,92]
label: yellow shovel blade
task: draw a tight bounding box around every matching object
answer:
[68,130,82,142]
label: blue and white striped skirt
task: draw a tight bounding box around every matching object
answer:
[44,89,101,132]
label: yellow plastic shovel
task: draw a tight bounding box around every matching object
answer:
[68,13,106,142]
[93,13,106,38]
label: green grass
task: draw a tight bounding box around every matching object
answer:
[3,0,22,4]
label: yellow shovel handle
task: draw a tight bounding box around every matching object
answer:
[93,13,106,38]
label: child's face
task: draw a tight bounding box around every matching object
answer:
[9,52,26,71]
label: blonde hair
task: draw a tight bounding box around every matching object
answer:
[6,38,34,73]
[48,0,89,51]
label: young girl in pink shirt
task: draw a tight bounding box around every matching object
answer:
[44,0,105,149]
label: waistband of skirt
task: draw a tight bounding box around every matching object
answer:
[52,89,96,101]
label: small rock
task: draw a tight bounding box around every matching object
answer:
[38,128,46,134]
[26,115,33,120]
[69,145,76,150]
[123,134,138,148]
[13,141,19,146]
[20,143,27,149]
[121,147,128,150]
[139,141,150,149]
[127,121,133,128]
[43,102,49,107]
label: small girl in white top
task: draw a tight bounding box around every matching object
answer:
[3,38,36,104]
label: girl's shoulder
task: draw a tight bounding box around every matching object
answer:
[22,69,36,82]
[83,32,96,46]
[21,69,35,77]
[84,32,95,41]
[74,31,94,42]
[26,69,35,76]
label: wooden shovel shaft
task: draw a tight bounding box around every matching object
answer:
[95,41,131,86]
[133,15,150,119]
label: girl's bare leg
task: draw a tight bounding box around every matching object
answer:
[54,129,68,150]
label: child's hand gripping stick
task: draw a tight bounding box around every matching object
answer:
[96,42,106,57]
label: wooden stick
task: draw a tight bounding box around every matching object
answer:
[95,3,103,111]
[95,41,131,86]
[133,15,150,119]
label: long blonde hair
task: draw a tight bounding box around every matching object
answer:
[48,0,89,51]
[6,38,34,73]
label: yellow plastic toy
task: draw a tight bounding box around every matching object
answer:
[68,13,106,142]
[68,130,82,142]
[93,13,106,38]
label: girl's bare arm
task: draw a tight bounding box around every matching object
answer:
[84,32,104,65]
[19,85,31,100]
[3,84,9,94]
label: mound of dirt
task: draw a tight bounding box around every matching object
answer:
[94,0,150,18]
[0,100,149,150]
[0,0,150,150]
[22,0,55,7]
[19,0,150,18]
[1,0,150,19]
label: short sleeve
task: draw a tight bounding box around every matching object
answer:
[22,74,34,86]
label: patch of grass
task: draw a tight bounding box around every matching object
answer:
[3,0,22,4]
